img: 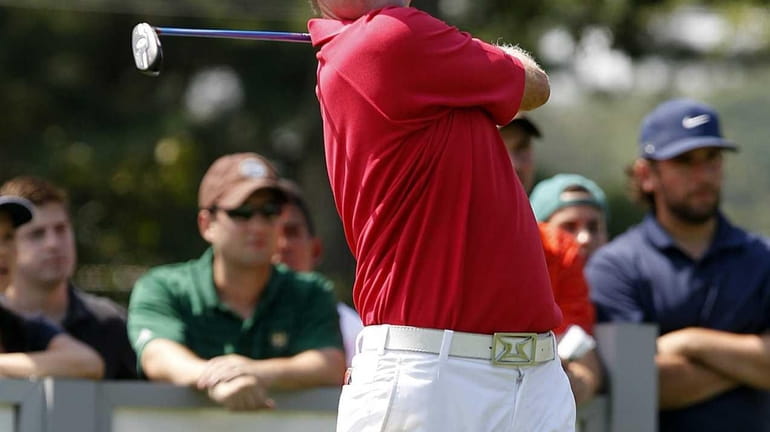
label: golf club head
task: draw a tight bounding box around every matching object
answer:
[132,22,162,76]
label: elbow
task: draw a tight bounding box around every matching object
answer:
[753,374,770,391]
[139,352,168,384]
[83,352,105,379]
[328,349,347,386]
[520,68,550,111]
[312,348,347,387]
[74,344,105,379]
[48,335,105,379]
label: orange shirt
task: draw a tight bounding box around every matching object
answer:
[539,222,595,335]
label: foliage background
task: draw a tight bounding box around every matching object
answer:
[0,1,768,303]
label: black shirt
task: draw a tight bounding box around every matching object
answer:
[62,284,137,379]
[0,303,60,352]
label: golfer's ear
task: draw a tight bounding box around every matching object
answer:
[198,209,215,242]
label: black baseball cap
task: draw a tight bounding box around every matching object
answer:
[638,99,737,160]
[0,196,34,227]
[500,114,542,138]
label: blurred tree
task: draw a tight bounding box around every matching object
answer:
[0,0,768,301]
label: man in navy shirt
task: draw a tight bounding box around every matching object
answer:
[586,99,770,432]
[1,195,103,378]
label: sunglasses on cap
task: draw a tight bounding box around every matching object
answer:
[209,201,282,221]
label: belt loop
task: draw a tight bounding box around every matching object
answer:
[544,331,554,358]
[355,328,365,355]
[378,325,389,355]
[438,330,454,362]
[435,330,454,381]
[360,325,389,355]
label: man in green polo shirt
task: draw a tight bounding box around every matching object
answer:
[127,153,345,411]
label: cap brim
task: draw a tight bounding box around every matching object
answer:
[645,137,738,160]
[500,117,542,138]
[0,197,34,227]
[217,180,288,208]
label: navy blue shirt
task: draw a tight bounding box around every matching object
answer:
[63,284,137,379]
[587,213,770,432]
[1,304,61,352]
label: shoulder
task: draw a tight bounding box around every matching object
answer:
[73,288,127,321]
[594,224,648,262]
[736,228,770,255]
[138,259,197,280]
[586,224,651,285]
[363,7,461,49]
[273,265,335,294]
[133,258,201,291]
[71,287,126,330]
[373,7,447,31]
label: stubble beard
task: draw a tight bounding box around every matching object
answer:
[665,191,721,225]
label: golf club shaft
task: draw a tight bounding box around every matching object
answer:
[155,27,311,43]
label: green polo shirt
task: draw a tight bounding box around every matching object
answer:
[127,248,343,375]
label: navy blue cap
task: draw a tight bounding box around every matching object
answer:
[638,99,737,160]
[0,196,34,227]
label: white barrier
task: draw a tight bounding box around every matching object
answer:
[0,323,658,432]
[0,379,45,432]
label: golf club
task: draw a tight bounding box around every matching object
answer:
[131,22,311,76]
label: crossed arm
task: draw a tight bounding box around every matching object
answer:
[563,349,604,405]
[141,338,345,410]
[656,328,770,410]
[0,334,104,379]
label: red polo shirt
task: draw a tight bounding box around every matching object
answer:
[309,7,561,334]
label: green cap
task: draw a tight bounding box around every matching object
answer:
[530,174,608,222]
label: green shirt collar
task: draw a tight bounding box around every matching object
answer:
[193,248,282,321]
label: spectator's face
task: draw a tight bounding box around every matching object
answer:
[273,203,320,273]
[646,147,723,224]
[202,190,280,267]
[0,213,17,291]
[14,202,76,288]
[501,126,535,192]
[547,195,607,259]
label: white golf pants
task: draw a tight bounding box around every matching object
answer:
[336,325,576,432]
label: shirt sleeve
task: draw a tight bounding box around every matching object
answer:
[338,9,525,125]
[586,248,646,324]
[288,276,344,354]
[127,270,186,372]
[106,315,139,380]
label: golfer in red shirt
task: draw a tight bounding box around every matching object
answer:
[309,1,575,430]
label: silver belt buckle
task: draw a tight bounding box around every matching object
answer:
[491,332,537,366]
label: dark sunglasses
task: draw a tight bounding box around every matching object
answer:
[211,202,282,221]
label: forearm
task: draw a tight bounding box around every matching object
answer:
[497,44,550,111]
[657,353,738,410]
[0,335,104,379]
[247,348,346,390]
[685,331,770,389]
[140,339,207,386]
[567,349,603,404]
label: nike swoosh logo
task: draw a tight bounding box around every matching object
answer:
[682,114,710,129]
